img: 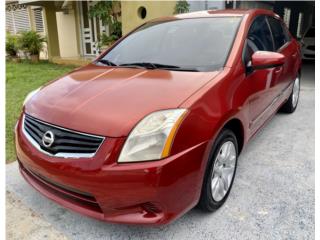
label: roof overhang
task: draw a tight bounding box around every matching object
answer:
[19,0,64,8]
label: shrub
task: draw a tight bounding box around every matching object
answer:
[100,33,118,46]
[18,31,46,55]
[174,0,190,14]
[111,21,122,39]
[6,33,18,57]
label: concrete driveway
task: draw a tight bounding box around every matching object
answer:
[6,62,314,240]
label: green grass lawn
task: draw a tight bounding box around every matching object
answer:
[6,61,76,163]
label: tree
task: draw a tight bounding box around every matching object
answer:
[88,1,121,38]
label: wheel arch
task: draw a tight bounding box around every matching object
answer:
[221,118,245,154]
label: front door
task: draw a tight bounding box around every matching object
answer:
[79,0,108,56]
[244,15,281,132]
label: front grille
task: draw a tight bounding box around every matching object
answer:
[307,45,315,51]
[23,114,104,158]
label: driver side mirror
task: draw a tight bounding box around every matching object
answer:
[250,51,285,70]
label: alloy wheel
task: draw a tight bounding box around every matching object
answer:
[211,141,237,202]
[292,76,300,108]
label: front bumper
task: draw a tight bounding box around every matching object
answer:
[15,115,208,225]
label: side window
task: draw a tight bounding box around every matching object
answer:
[243,16,274,65]
[268,17,288,50]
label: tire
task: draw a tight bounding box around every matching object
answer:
[198,129,238,211]
[280,75,300,113]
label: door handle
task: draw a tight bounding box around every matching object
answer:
[292,53,297,58]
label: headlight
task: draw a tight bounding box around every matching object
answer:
[118,109,187,163]
[23,87,41,105]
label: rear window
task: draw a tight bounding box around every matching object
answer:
[101,17,242,72]
[305,27,314,37]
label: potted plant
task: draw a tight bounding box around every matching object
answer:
[6,33,19,62]
[18,31,46,62]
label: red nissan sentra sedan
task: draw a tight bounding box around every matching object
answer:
[15,9,301,225]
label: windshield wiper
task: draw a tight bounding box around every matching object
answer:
[119,62,158,69]
[119,62,199,72]
[96,59,117,66]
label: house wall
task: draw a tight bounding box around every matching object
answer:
[5,3,49,59]
[5,4,32,34]
[188,1,224,11]
[121,1,177,35]
[73,2,82,58]
[42,3,60,58]
[56,10,79,58]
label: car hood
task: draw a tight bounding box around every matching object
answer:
[25,64,220,137]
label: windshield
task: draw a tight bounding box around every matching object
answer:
[100,17,242,72]
[305,27,314,38]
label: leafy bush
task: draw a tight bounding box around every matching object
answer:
[6,33,18,56]
[18,31,46,55]
[174,0,190,14]
[111,21,122,39]
[100,33,118,46]
[89,1,114,26]
[89,1,122,39]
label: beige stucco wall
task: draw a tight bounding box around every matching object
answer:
[56,10,79,58]
[42,3,60,58]
[121,1,177,35]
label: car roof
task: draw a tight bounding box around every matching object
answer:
[175,9,276,18]
[176,9,251,18]
[149,9,279,23]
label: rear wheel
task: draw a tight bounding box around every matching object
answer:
[198,129,238,211]
[280,75,300,113]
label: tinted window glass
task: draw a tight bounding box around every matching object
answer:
[247,16,274,52]
[268,17,288,50]
[101,17,242,72]
[243,16,273,65]
[305,27,314,37]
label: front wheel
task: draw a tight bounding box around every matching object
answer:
[198,129,238,211]
[280,75,300,113]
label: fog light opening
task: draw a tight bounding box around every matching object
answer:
[141,202,162,214]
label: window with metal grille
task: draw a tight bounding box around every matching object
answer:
[6,4,31,34]
[296,12,304,38]
[33,8,44,33]
[6,10,14,33]
[283,8,291,28]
